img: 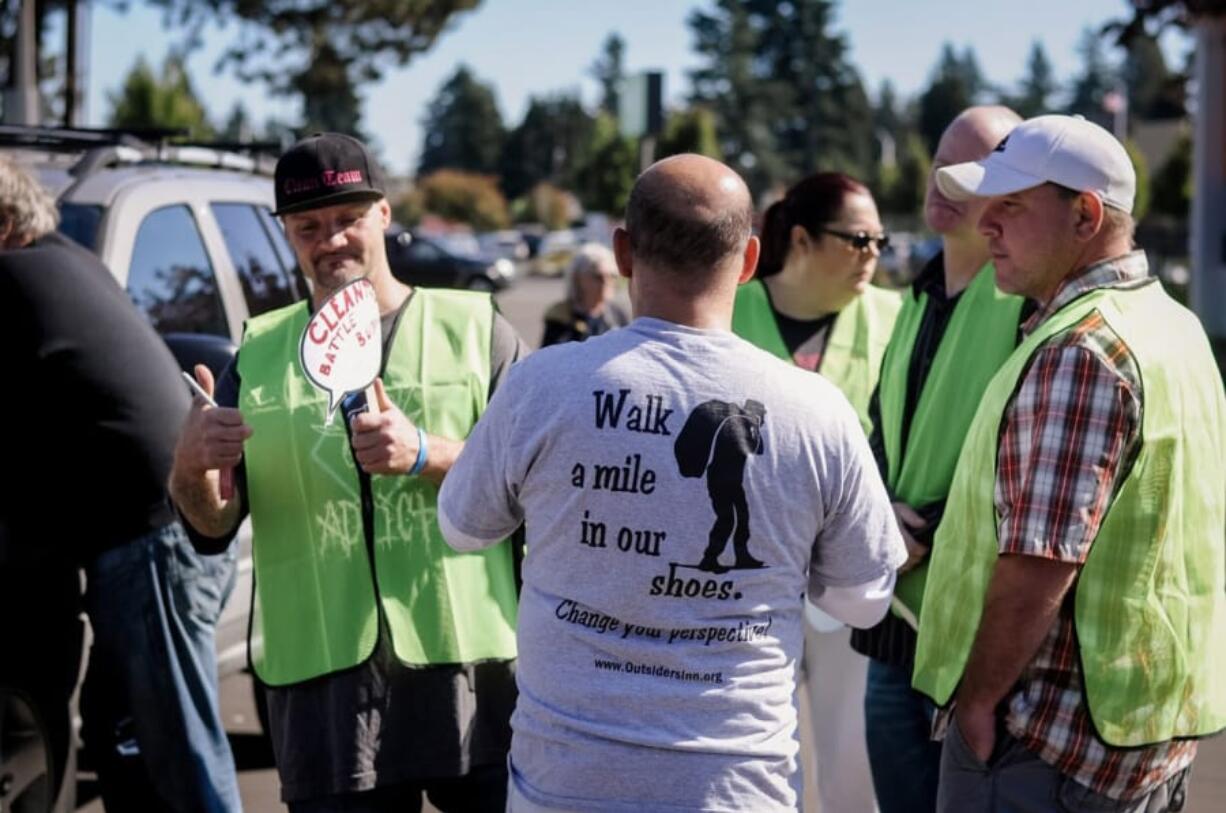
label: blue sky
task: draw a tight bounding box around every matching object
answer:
[84,0,1186,175]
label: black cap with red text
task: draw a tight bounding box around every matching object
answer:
[273,132,386,216]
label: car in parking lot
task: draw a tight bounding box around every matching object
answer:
[477,229,529,262]
[385,227,515,291]
[1,126,299,813]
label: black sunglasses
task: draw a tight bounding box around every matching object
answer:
[822,228,890,252]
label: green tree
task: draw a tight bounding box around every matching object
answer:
[873,80,905,144]
[499,94,594,200]
[656,106,723,161]
[590,32,626,117]
[1013,41,1058,119]
[1124,32,1185,119]
[688,0,871,195]
[391,185,424,227]
[918,44,986,153]
[688,0,786,194]
[418,65,505,175]
[142,1,482,134]
[1066,27,1116,130]
[293,40,364,137]
[417,169,509,231]
[523,182,571,230]
[1125,139,1151,222]
[1151,132,1192,218]
[879,131,931,218]
[107,53,214,138]
[573,112,637,215]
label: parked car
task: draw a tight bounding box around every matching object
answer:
[385,228,515,291]
[1,127,300,813]
[477,229,529,262]
[531,228,579,276]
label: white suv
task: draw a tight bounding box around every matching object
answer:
[1,129,302,813]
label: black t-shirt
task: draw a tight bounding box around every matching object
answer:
[184,293,526,801]
[0,232,188,562]
[758,281,838,372]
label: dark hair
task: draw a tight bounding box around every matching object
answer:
[624,172,753,290]
[757,172,870,278]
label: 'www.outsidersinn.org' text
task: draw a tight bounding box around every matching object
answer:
[594,658,724,684]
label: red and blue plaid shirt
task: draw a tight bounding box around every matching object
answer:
[993,251,1195,800]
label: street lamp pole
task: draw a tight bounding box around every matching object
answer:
[1190,14,1226,340]
[3,0,39,125]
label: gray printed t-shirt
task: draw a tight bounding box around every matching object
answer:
[439,317,904,812]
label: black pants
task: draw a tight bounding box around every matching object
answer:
[288,763,508,813]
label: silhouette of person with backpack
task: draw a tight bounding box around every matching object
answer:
[674,399,767,573]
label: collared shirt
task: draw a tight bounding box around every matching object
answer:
[994,251,1195,800]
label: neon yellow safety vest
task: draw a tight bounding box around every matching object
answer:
[913,280,1226,746]
[878,265,1024,627]
[731,278,900,433]
[239,289,519,687]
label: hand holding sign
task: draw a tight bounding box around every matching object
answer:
[299,278,382,425]
[350,378,425,476]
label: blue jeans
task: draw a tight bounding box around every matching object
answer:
[81,522,242,813]
[864,658,942,813]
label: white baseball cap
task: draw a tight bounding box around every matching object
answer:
[936,114,1135,213]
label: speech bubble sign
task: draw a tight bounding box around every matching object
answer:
[298,278,382,425]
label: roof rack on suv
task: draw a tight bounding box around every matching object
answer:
[0,123,183,149]
[0,125,279,178]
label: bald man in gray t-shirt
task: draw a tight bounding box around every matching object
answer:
[440,155,905,812]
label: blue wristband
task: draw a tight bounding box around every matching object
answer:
[407,426,429,476]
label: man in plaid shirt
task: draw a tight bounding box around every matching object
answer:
[911,114,1226,812]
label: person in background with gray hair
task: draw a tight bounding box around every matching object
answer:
[540,242,628,346]
[0,156,242,812]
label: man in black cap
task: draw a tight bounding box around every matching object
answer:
[170,133,525,812]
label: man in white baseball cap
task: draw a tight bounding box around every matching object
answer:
[911,114,1226,812]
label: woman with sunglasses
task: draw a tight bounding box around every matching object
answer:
[732,171,899,813]
[732,171,898,433]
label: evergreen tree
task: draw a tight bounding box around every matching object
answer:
[107,53,214,138]
[873,81,904,145]
[499,95,594,200]
[1151,132,1192,219]
[590,32,626,117]
[918,44,986,153]
[418,64,505,175]
[656,107,723,161]
[1067,27,1116,130]
[879,131,931,218]
[1125,138,1151,221]
[1124,32,1185,119]
[688,0,871,195]
[1014,41,1058,119]
[573,113,638,215]
[143,0,482,126]
[292,40,365,137]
